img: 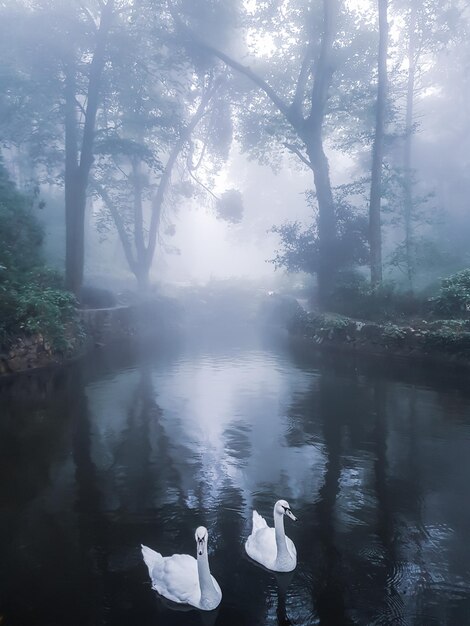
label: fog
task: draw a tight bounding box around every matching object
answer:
[2,1,470,625]
[2,0,469,300]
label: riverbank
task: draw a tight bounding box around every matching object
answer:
[288,308,470,368]
[4,292,470,377]
[0,297,182,377]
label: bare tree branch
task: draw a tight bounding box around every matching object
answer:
[94,181,137,273]
[146,82,219,264]
[167,0,293,123]
[291,43,314,120]
[75,1,98,32]
[283,142,312,169]
[187,168,219,200]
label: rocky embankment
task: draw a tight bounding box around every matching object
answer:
[289,308,470,367]
[0,296,182,377]
[0,333,79,376]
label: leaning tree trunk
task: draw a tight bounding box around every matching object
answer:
[64,1,114,297]
[369,0,389,287]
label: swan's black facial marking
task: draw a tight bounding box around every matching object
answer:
[196,532,207,555]
[281,504,297,521]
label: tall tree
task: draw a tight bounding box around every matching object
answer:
[395,0,462,289]
[93,77,225,291]
[171,0,342,307]
[89,0,235,291]
[402,2,417,290]
[0,0,117,297]
[64,1,115,296]
[368,0,388,287]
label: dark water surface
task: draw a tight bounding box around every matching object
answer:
[1,329,470,625]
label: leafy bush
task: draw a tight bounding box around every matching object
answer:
[0,159,80,350]
[327,271,427,321]
[270,185,368,277]
[431,269,470,317]
[0,276,79,349]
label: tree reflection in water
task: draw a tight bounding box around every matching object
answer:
[2,340,470,625]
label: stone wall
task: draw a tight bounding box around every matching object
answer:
[289,310,470,367]
[0,307,135,376]
[0,334,66,376]
[0,297,183,377]
[78,305,137,347]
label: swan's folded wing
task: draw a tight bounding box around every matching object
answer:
[160,554,199,605]
[245,527,277,567]
[252,510,268,533]
[141,544,164,581]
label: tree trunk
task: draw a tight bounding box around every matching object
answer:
[306,137,337,307]
[303,0,338,308]
[64,61,82,296]
[132,158,151,294]
[403,5,417,291]
[369,0,388,287]
[64,1,114,297]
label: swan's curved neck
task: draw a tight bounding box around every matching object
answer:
[197,550,218,607]
[273,508,289,559]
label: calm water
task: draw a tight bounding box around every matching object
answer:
[1,329,470,625]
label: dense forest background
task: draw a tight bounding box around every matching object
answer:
[1,0,470,342]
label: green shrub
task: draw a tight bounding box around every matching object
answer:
[327,271,426,321]
[431,269,470,317]
[0,277,79,349]
[0,159,80,350]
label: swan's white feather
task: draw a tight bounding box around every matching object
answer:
[252,510,268,533]
[245,508,297,572]
[141,544,221,609]
[245,528,296,569]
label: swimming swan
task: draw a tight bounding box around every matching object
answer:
[141,526,222,611]
[245,499,297,572]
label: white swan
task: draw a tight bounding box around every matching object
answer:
[141,526,222,611]
[245,499,297,572]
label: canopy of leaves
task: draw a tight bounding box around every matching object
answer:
[216,189,244,224]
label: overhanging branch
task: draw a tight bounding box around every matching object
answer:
[167,0,292,123]
[283,142,312,169]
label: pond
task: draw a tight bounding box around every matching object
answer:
[1,328,470,625]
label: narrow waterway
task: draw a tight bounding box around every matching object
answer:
[1,329,470,625]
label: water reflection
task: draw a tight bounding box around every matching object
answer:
[1,336,470,624]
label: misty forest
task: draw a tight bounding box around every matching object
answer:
[1,0,470,624]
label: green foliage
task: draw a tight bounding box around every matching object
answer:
[312,313,351,330]
[216,188,244,224]
[431,269,470,317]
[270,186,368,277]
[0,160,79,350]
[1,279,79,350]
[0,163,43,273]
[328,271,427,321]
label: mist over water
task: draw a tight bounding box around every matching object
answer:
[1,1,470,624]
[2,326,470,625]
